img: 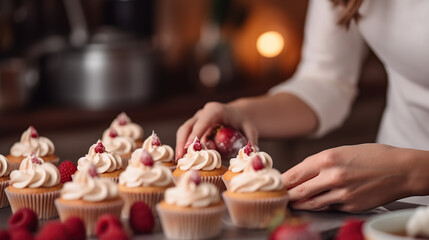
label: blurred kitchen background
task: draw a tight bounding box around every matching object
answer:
[0,0,387,171]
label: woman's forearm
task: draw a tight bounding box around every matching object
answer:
[228,92,318,138]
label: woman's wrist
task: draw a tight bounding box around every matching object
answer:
[400,147,429,196]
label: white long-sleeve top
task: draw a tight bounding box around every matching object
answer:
[270,0,429,151]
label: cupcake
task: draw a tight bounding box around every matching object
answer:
[118,149,174,218]
[223,155,288,229]
[0,154,11,208]
[7,126,59,170]
[77,140,123,182]
[104,112,144,148]
[101,127,136,166]
[157,170,225,239]
[223,142,273,188]
[172,137,227,192]
[55,163,124,236]
[5,152,62,219]
[141,131,176,170]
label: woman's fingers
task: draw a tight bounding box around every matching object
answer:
[175,117,197,160]
[282,157,321,189]
[291,189,348,210]
[242,121,259,147]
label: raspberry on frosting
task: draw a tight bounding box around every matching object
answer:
[10,126,55,157]
[77,140,122,174]
[141,131,174,163]
[177,137,222,171]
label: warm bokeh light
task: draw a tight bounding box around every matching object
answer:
[256,31,284,58]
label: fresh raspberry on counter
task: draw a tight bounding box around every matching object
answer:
[58,160,77,184]
[8,208,38,232]
[36,221,71,240]
[129,201,155,234]
[96,214,122,236]
[335,218,365,240]
[98,226,128,240]
[9,228,34,240]
[64,217,85,240]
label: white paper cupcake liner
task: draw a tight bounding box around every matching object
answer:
[156,203,226,239]
[118,189,165,218]
[0,180,10,208]
[173,175,226,193]
[222,192,289,229]
[222,176,230,190]
[55,198,124,236]
[9,162,20,172]
[5,188,61,219]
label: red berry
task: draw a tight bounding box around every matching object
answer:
[58,161,77,184]
[129,201,155,234]
[213,125,247,160]
[335,219,364,240]
[88,164,99,178]
[98,226,128,240]
[243,142,253,156]
[8,208,38,232]
[151,133,161,146]
[118,114,128,126]
[29,126,38,138]
[193,139,202,151]
[252,155,264,171]
[189,171,201,186]
[140,150,154,167]
[64,217,86,240]
[9,228,34,240]
[0,230,10,240]
[37,221,71,240]
[109,129,118,138]
[96,214,122,237]
[94,142,105,154]
[269,222,320,240]
[30,155,41,165]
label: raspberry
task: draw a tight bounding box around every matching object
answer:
[89,164,99,178]
[96,214,122,236]
[243,142,254,156]
[94,142,105,154]
[9,228,34,240]
[335,218,364,240]
[189,170,201,186]
[8,208,38,232]
[30,126,38,138]
[193,139,202,151]
[36,221,71,240]
[109,129,118,138]
[151,133,161,146]
[252,155,264,171]
[98,226,128,240]
[118,114,128,126]
[213,125,247,160]
[64,217,85,240]
[129,201,155,234]
[140,150,154,167]
[0,230,10,240]
[58,161,77,184]
[30,155,42,165]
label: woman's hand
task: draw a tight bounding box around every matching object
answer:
[175,101,258,160]
[282,144,429,212]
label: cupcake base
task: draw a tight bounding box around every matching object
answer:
[172,166,227,193]
[5,184,62,219]
[55,197,124,236]
[7,154,59,170]
[156,200,226,240]
[0,178,10,208]
[222,191,288,229]
[118,184,171,218]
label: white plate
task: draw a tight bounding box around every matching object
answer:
[363,209,426,240]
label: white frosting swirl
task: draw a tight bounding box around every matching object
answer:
[229,146,273,173]
[177,137,222,171]
[77,141,123,174]
[165,171,219,207]
[61,163,118,202]
[119,151,172,187]
[10,154,60,188]
[407,206,429,238]
[229,167,284,193]
[10,127,55,157]
[141,132,174,163]
[0,154,11,177]
[101,128,136,155]
[109,112,143,141]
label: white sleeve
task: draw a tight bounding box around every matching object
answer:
[269,0,368,137]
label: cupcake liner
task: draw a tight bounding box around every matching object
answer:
[222,192,288,229]
[173,175,226,193]
[168,165,177,172]
[222,176,230,190]
[156,203,226,239]
[5,188,61,219]
[0,180,10,208]
[55,198,124,236]
[118,189,165,218]
[9,162,20,172]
